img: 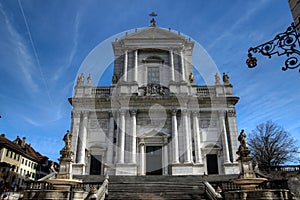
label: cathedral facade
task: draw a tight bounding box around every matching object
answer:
[69,22,240,176]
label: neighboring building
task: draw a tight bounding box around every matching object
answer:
[0,134,56,187]
[289,0,300,31]
[69,21,240,176]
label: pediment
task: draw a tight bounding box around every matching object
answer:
[121,27,187,41]
[138,128,170,138]
[204,144,221,149]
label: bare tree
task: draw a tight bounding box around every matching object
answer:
[248,120,299,172]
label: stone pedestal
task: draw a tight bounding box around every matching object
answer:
[171,163,205,175]
[225,189,289,200]
[223,162,240,174]
[115,163,137,175]
[72,163,86,175]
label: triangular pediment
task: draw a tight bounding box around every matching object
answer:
[138,127,170,138]
[121,27,187,41]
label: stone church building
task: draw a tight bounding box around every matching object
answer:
[68,20,240,176]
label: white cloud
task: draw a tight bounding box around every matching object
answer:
[0,2,39,92]
[53,12,80,82]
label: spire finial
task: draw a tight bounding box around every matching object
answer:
[149,12,157,27]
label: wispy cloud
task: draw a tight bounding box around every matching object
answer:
[207,0,269,50]
[0,3,39,92]
[53,12,80,82]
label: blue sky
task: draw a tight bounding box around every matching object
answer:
[0,0,299,161]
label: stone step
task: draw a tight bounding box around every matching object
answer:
[106,192,205,200]
[106,176,207,200]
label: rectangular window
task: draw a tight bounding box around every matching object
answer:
[10,152,13,158]
[25,160,27,166]
[22,158,24,164]
[147,67,160,84]
[6,150,9,157]
[14,153,17,160]
[20,169,23,175]
[28,161,31,167]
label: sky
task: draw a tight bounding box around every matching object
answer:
[0,0,299,162]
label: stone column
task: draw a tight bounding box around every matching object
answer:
[163,137,169,175]
[169,50,175,81]
[118,109,126,164]
[171,109,179,164]
[139,139,145,175]
[134,50,138,82]
[71,110,80,161]
[182,110,192,163]
[219,111,231,163]
[180,50,185,81]
[123,50,128,82]
[226,110,239,162]
[107,112,115,164]
[77,111,88,164]
[193,111,203,164]
[131,110,137,164]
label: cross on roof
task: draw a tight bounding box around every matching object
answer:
[149,12,157,27]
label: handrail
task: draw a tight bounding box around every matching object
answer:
[203,181,223,200]
[37,172,57,181]
[85,175,109,200]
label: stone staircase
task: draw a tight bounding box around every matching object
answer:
[105,176,207,200]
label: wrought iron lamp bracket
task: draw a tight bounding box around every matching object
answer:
[246,19,300,73]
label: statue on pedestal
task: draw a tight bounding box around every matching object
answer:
[223,73,230,85]
[189,73,194,83]
[76,73,85,86]
[57,130,74,180]
[112,74,118,84]
[215,73,220,85]
[87,74,92,86]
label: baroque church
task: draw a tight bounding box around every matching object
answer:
[68,18,240,176]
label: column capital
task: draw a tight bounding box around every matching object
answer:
[108,111,114,118]
[181,109,189,116]
[82,111,89,117]
[119,109,126,115]
[139,138,145,144]
[192,111,200,117]
[72,110,81,118]
[130,109,137,116]
[163,137,168,144]
[227,109,236,117]
[218,110,226,116]
[171,109,177,116]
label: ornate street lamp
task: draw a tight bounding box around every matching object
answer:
[246,18,300,73]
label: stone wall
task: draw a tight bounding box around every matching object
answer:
[289,0,300,31]
[288,174,300,199]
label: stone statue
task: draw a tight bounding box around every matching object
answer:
[189,73,194,83]
[236,129,250,159]
[112,74,118,84]
[238,129,247,150]
[150,18,156,27]
[144,84,167,96]
[77,73,85,86]
[50,162,57,173]
[215,73,220,85]
[63,130,72,151]
[223,73,230,85]
[87,74,92,86]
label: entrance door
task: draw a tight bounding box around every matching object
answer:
[90,155,102,175]
[146,146,162,175]
[206,154,218,175]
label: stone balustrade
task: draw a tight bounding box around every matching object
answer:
[91,87,112,95]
